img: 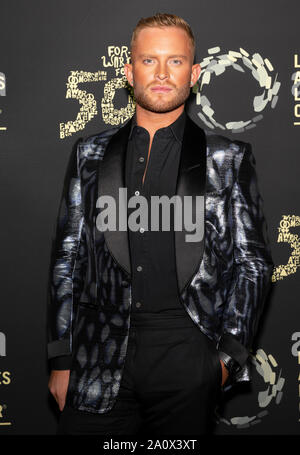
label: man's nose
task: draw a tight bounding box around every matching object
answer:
[156,73,169,81]
[156,64,169,80]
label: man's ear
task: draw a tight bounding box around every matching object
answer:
[124,63,133,86]
[191,63,201,86]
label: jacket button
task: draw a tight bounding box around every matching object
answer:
[121,280,129,287]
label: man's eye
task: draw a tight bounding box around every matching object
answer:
[142,59,182,64]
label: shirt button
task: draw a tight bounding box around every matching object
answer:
[137,265,143,272]
[139,227,145,233]
[139,157,144,163]
[135,190,140,196]
[136,302,142,308]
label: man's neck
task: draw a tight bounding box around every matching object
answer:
[135,104,185,140]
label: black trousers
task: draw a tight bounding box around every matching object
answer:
[57,311,222,435]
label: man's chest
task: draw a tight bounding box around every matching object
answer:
[125,138,181,198]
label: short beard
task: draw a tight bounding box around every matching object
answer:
[133,82,191,113]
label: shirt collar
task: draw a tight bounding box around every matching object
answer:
[128,109,187,143]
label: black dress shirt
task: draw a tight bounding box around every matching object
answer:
[126,109,188,316]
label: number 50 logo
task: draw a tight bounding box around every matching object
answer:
[60,46,281,138]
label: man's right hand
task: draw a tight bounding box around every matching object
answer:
[48,370,70,411]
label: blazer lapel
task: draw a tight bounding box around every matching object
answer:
[96,114,207,292]
[175,115,207,294]
[97,117,133,277]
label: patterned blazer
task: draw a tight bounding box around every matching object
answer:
[47,113,274,413]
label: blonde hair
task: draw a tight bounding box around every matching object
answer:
[130,12,195,62]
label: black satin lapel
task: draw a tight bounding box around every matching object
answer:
[175,115,207,295]
[96,118,133,277]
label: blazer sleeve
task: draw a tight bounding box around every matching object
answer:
[217,142,274,383]
[47,138,86,364]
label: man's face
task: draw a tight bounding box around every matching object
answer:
[125,26,201,114]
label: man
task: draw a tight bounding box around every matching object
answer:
[47,13,274,435]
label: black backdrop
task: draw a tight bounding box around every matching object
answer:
[1,0,300,435]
